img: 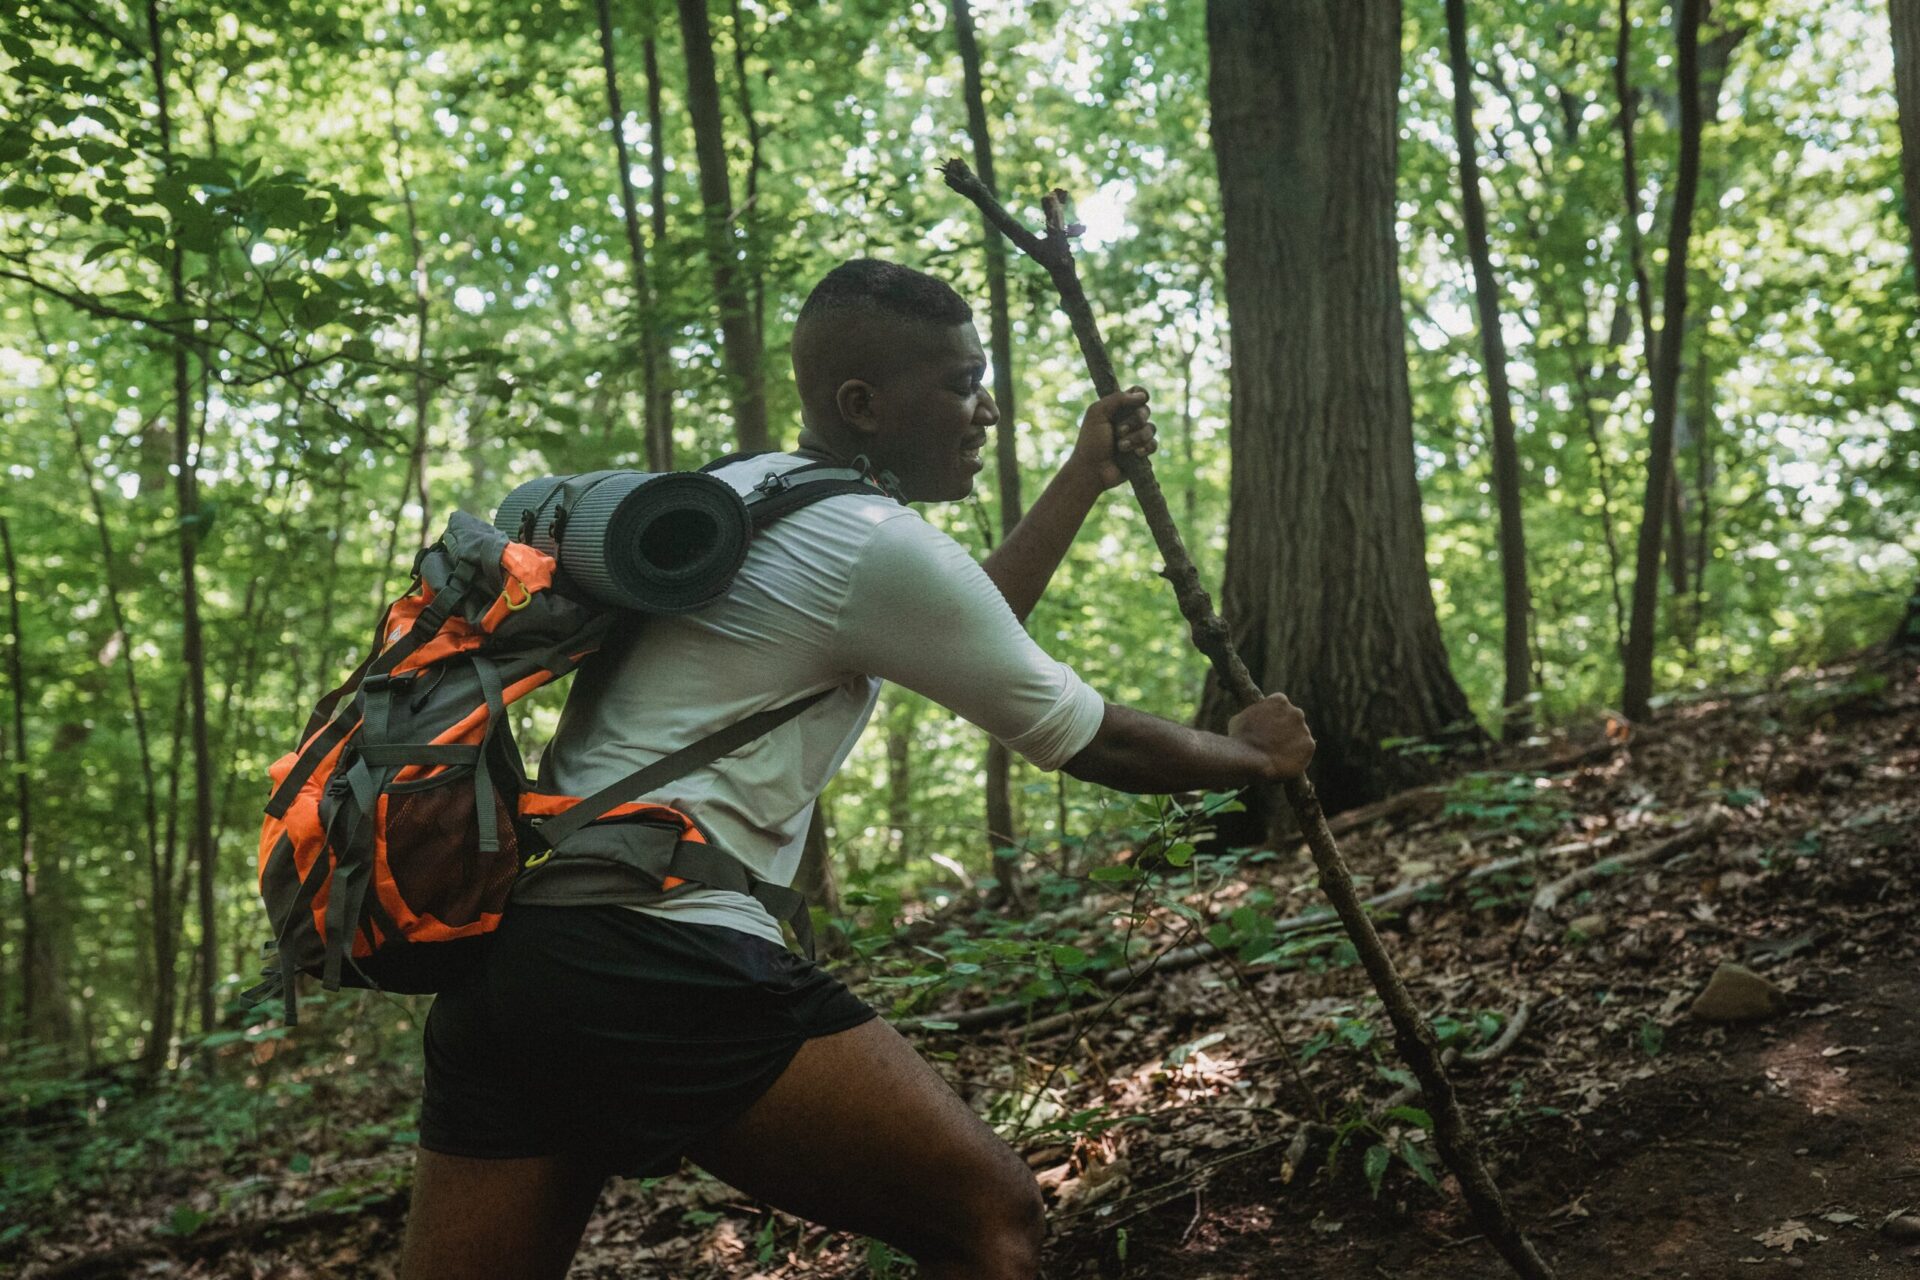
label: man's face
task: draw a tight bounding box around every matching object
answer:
[856,321,998,503]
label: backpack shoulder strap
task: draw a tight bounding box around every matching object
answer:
[526,686,833,852]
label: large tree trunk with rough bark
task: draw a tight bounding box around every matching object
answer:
[1200,0,1479,815]
[1890,0,1920,649]
[1621,0,1706,722]
[951,0,1026,907]
[1443,0,1532,740]
[675,0,768,452]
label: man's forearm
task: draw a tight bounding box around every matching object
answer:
[1061,703,1275,794]
[980,462,1105,623]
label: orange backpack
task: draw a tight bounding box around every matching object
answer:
[250,463,880,1021]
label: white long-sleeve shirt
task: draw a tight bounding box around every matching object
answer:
[537,452,1107,944]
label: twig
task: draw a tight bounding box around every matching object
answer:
[1523,811,1729,940]
[942,157,1558,1280]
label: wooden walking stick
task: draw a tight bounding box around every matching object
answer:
[941,159,1557,1280]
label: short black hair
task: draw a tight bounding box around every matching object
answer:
[797,258,972,329]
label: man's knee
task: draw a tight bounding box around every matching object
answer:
[932,1161,1045,1278]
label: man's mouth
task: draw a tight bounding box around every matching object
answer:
[959,434,988,466]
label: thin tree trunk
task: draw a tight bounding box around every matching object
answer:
[1615,0,1658,361]
[1199,0,1480,815]
[1890,0,1920,649]
[1622,0,1707,722]
[145,0,219,1033]
[1444,0,1533,740]
[381,72,434,589]
[675,0,768,451]
[886,704,912,866]
[794,801,843,957]
[951,0,1027,907]
[32,303,172,1067]
[1570,297,1632,660]
[725,0,765,346]
[1,517,42,1039]
[644,31,675,465]
[596,0,671,472]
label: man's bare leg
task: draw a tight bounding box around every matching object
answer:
[686,1016,1045,1280]
[397,1150,606,1280]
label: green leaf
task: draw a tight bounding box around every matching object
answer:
[1362,1143,1391,1198]
[288,1153,312,1174]
[1382,1105,1432,1131]
[1163,841,1195,867]
[1050,944,1088,969]
[163,1205,208,1237]
[1088,864,1138,883]
[1398,1138,1440,1189]
[82,240,124,264]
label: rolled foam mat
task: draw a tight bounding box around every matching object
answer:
[493,470,753,613]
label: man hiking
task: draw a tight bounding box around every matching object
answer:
[399,258,1315,1279]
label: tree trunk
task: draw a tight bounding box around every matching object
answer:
[951,0,1027,906]
[885,702,913,865]
[1621,0,1707,722]
[1443,0,1532,740]
[794,801,843,957]
[675,0,768,451]
[380,73,435,596]
[1200,0,1479,815]
[34,302,171,1067]
[146,0,219,1033]
[2,517,50,1041]
[596,0,670,473]
[1890,0,1920,649]
[725,0,765,347]
[644,31,675,470]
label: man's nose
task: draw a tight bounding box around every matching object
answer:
[975,389,1000,426]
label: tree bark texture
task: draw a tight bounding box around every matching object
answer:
[595,0,671,473]
[674,0,768,451]
[146,0,219,1034]
[1621,0,1707,722]
[951,0,1027,903]
[1200,0,1478,812]
[1443,0,1533,740]
[1890,0,1920,649]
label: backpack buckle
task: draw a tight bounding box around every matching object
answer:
[754,471,793,496]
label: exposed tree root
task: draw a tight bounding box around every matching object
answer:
[1523,810,1729,941]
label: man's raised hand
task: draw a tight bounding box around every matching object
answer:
[1227,693,1316,782]
[1069,386,1158,491]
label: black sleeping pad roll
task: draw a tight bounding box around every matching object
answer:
[493,471,753,614]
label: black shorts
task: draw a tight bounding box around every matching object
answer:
[419,904,875,1177]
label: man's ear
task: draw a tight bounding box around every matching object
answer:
[834,379,880,440]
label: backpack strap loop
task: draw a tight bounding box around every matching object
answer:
[471,656,509,854]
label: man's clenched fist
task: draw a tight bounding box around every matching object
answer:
[1227,693,1315,781]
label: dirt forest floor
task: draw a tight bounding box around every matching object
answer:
[12,652,1920,1280]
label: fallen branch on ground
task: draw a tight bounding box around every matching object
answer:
[1524,810,1729,941]
[906,835,1612,1035]
[942,156,1558,1280]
